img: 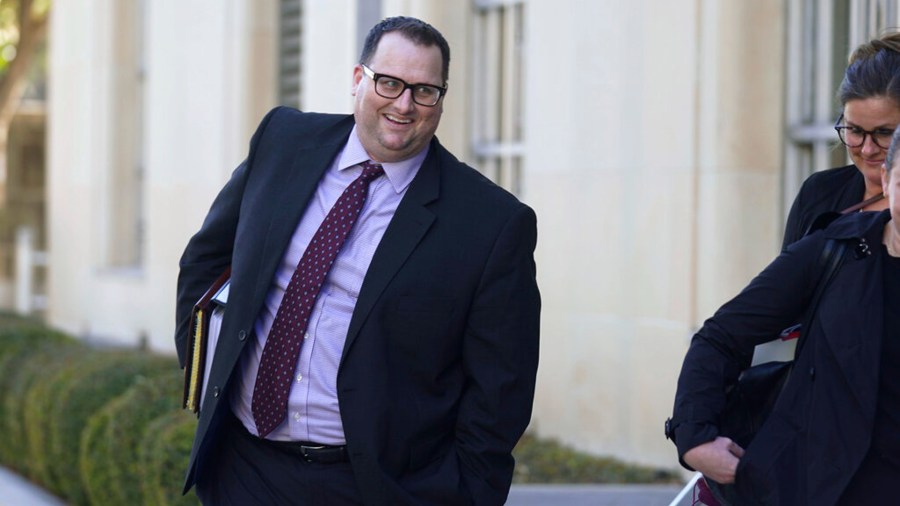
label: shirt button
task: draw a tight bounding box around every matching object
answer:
[304,333,309,340]
[293,412,301,421]
[296,373,303,382]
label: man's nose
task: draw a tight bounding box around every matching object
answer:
[393,88,416,111]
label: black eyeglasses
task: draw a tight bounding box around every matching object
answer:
[834,114,895,149]
[361,64,447,107]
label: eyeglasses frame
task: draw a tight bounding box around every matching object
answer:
[833,113,895,150]
[360,64,447,107]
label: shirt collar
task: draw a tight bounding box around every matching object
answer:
[336,126,428,193]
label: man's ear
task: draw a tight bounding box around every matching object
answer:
[351,65,364,96]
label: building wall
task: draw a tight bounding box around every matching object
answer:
[525,0,785,469]
[47,0,278,347]
[46,0,785,469]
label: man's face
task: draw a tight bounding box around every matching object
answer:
[884,163,899,223]
[352,32,445,163]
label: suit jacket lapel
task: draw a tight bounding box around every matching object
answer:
[250,125,352,305]
[340,143,441,362]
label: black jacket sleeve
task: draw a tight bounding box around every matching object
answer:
[671,232,827,462]
[173,107,281,367]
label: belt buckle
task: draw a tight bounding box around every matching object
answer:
[300,444,326,463]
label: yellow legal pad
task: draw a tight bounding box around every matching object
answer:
[182,267,231,414]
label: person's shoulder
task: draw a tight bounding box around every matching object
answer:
[250,107,353,150]
[262,107,352,134]
[800,164,861,192]
[822,209,890,241]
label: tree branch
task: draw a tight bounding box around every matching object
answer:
[0,0,47,133]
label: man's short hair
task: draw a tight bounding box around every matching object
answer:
[359,16,451,84]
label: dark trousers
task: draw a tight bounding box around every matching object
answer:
[195,412,364,506]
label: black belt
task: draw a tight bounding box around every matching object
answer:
[262,439,349,464]
[229,411,349,464]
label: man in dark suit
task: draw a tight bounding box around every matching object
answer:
[174,16,540,505]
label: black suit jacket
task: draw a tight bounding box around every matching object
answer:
[782,164,864,249]
[175,107,541,505]
[673,210,891,504]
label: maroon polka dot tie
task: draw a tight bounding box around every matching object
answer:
[251,161,385,437]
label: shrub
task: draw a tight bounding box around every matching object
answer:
[0,315,199,504]
[0,324,83,477]
[512,434,681,484]
[19,343,90,484]
[80,369,185,506]
[138,410,201,506]
[42,350,177,505]
[1,313,681,505]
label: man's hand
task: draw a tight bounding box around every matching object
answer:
[683,437,745,484]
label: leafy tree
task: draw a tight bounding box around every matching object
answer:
[0,0,48,185]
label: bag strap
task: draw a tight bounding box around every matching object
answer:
[793,238,847,360]
[805,193,885,236]
[839,193,884,214]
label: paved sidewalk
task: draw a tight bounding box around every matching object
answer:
[508,484,690,506]
[0,466,67,506]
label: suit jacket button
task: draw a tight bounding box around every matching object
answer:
[238,330,247,341]
[213,386,220,398]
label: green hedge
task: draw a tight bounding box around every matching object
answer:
[138,411,201,506]
[50,352,178,505]
[0,321,84,476]
[80,369,190,506]
[512,434,681,484]
[0,312,682,505]
[0,313,199,505]
[20,341,89,484]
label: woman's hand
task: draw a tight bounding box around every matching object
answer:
[683,437,745,484]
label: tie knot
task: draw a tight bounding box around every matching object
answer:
[360,161,385,181]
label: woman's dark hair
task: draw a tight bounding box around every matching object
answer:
[838,32,900,106]
[359,16,451,84]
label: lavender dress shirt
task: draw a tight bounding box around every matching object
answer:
[228,127,426,444]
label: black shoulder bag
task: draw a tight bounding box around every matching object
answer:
[709,195,874,450]
[716,238,846,446]
[693,238,847,505]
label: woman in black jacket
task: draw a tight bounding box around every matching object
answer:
[782,33,899,249]
[671,128,900,503]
